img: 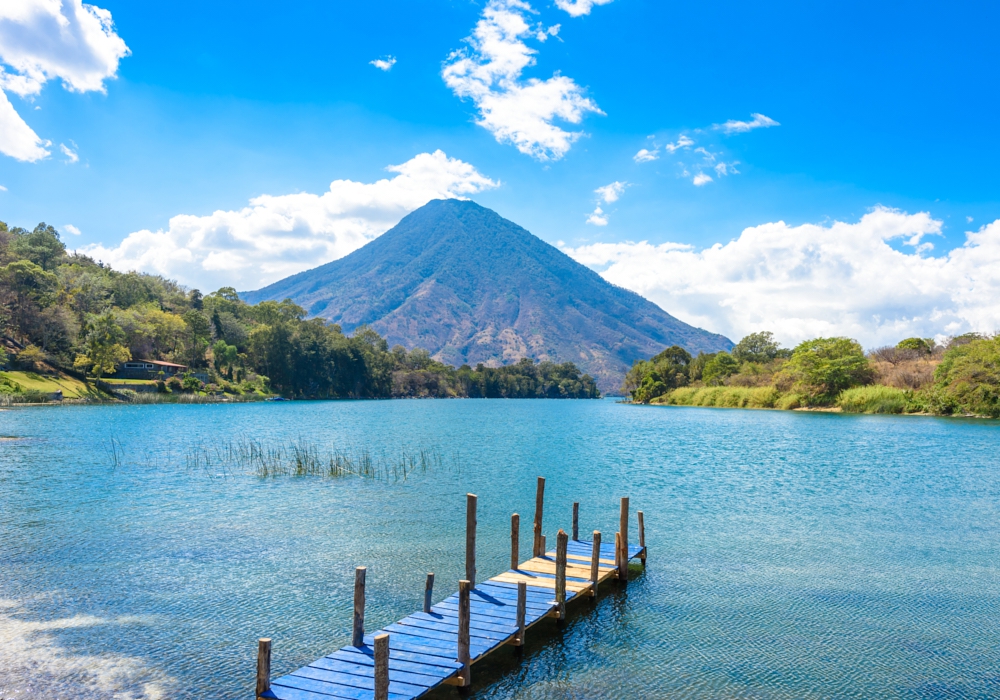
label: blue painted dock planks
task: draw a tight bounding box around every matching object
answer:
[261,539,645,700]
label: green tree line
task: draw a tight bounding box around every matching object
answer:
[0,221,599,400]
[625,330,1000,418]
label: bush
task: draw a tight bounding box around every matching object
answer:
[932,336,1000,417]
[837,385,910,414]
[702,352,739,386]
[781,337,874,397]
[656,386,782,409]
[181,374,204,392]
[165,376,183,393]
[156,380,167,393]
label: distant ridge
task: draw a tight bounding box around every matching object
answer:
[243,199,732,391]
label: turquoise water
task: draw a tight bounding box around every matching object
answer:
[1,399,998,699]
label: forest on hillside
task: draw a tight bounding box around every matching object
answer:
[0,221,599,401]
[624,331,1000,418]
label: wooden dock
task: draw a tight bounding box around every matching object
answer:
[256,479,646,700]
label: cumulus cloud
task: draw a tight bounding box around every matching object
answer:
[0,184,7,191]
[442,0,603,161]
[562,207,1000,347]
[595,180,626,203]
[64,223,81,235]
[716,113,779,134]
[554,0,615,17]
[663,134,694,153]
[586,206,608,226]
[369,56,396,71]
[0,0,129,161]
[81,151,498,291]
[633,148,658,163]
[692,172,712,186]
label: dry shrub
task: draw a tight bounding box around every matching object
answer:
[871,358,937,390]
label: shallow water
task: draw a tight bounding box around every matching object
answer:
[0,399,998,699]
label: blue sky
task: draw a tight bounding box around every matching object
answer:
[1,0,999,345]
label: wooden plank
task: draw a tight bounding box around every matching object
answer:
[329,647,459,674]
[316,653,448,684]
[438,593,552,617]
[517,558,600,580]
[470,583,557,604]
[490,572,591,593]
[392,617,512,644]
[406,611,516,636]
[291,663,428,697]
[271,673,413,700]
[361,634,470,662]
[264,684,380,700]
[308,657,436,688]
[378,625,489,657]
[431,601,550,627]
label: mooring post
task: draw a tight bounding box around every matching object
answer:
[615,532,626,582]
[510,513,520,570]
[374,633,389,700]
[515,581,526,647]
[352,566,366,647]
[466,493,478,587]
[256,638,271,698]
[424,573,434,613]
[638,510,646,567]
[555,529,568,621]
[572,502,579,541]
[533,476,545,557]
[458,579,472,686]
[590,530,602,598]
[619,497,629,579]
[541,534,546,557]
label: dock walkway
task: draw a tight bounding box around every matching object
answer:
[257,481,646,700]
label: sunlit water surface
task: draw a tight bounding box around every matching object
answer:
[0,399,998,699]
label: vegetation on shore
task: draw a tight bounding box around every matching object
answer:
[625,331,1000,418]
[0,220,598,401]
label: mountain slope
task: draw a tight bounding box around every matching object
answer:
[243,199,732,391]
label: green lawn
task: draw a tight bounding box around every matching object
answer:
[0,371,107,399]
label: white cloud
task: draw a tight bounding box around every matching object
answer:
[63,223,81,235]
[692,173,712,186]
[0,0,129,162]
[595,180,626,203]
[369,56,397,71]
[0,184,7,191]
[554,0,615,17]
[967,216,974,223]
[0,89,49,161]
[716,113,779,134]
[81,151,498,291]
[663,135,694,153]
[633,148,658,163]
[586,206,607,226]
[442,0,603,161]
[59,142,77,163]
[561,207,1000,347]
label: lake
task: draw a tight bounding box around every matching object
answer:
[1,399,998,699]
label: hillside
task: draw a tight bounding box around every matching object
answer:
[243,199,732,391]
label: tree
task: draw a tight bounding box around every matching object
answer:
[783,337,874,396]
[896,337,932,355]
[9,223,66,270]
[17,344,46,370]
[183,310,213,367]
[212,339,239,378]
[932,335,1000,417]
[702,352,740,385]
[74,310,131,379]
[732,331,781,364]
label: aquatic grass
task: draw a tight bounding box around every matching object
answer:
[658,386,783,409]
[837,385,910,414]
[179,435,443,482]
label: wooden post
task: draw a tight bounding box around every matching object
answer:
[457,579,471,686]
[615,532,626,582]
[533,476,545,557]
[618,498,628,581]
[466,494,477,587]
[424,573,434,613]
[540,534,546,557]
[638,510,646,567]
[515,581,526,646]
[590,530,601,597]
[555,529,568,620]
[352,566,366,647]
[572,502,579,541]
[256,638,271,698]
[374,633,389,700]
[510,513,520,570]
